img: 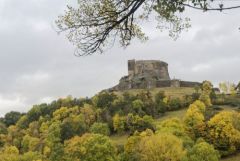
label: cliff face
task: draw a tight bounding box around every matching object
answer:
[108,59,201,91]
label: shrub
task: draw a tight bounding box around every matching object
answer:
[64,133,117,161]
[186,141,220,161]
[90,122,110,136]
[168,98,183,111]
[207,111,240,156]
[125,132,185,161]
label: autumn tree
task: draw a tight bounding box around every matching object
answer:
[200,81,213,107]
[64,133,117,161]
[90,122,110,136]
[219,81,237,96]
[156,118,194,149]
[125,113,155,133]
[207,111,240,156]
[113,114,125,133]
[56,0,240,56]
[124,130,185,161]
[184,100,206,139]
[46,121,64,161]
[186,141,220,161]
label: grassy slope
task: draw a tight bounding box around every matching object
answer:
[114,87,195,99]
[110,108,188,147]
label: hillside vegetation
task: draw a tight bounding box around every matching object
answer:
[114,87,195,99]
[0,81,240,161]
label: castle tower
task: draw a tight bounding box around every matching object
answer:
[128,59,135,77]
[130,60,170,80]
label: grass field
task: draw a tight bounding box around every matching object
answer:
[115,87,195,99]
[154,108,187,128]
[110,134,129,147]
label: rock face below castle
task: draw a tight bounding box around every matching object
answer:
[109,59,200,91]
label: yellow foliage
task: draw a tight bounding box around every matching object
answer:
[112,114,125,133]
[137,133,185,161]
[192,100,206,113]
[53,107,69,121]
[184,103,206,139]
[80,104,96,126]
[207,111,240,155]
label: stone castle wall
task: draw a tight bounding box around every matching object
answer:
[108,59,201,91]
[128,60,170,80]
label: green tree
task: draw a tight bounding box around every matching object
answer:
[46,121,64,161]
[125,131,185,161]
[132,99,145,115]
[93,92,117,109]
[0,122,7,134]
[3,111,22,127]
[90,122,110,136]
[126,113,155,133]
[186,141,220,161]
[156,118,194,149]
[60,114,87,141]
[155,91,167,114]
[64,133,117,161]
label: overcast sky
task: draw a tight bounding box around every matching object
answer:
[0,0,240,116]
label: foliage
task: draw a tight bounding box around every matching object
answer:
[155,91,167,113]
[207,111,240,156]
[125,113,155,134]
[56,0,240,55]
[219,82,237,95]
[184,101,206,139]
[156,118,194,149]
[0,89,240,160]
[124,130,185,161]
[0,146,42,161]
[167,98,183,111]
[90,122,110,136]
[93,92,117,109]
[113,114,126,134]
[199,81,213,107]
[0,122,7,134]
[186,141,220,161]
[3,111,23,127]
[64,133,117,161]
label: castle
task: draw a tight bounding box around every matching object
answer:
[109,59,201,91]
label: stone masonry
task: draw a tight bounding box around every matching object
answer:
[109,59,201,91]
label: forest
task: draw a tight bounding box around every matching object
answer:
[0,81,240,161]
